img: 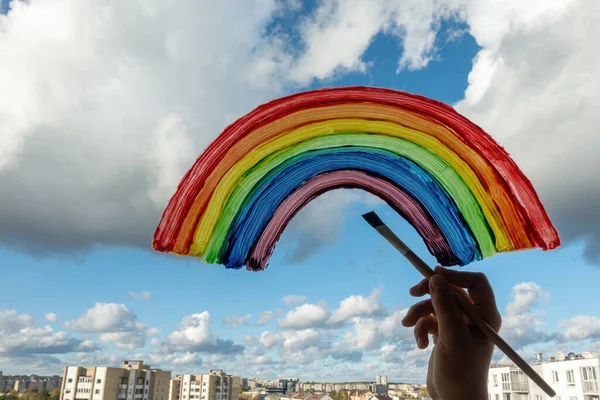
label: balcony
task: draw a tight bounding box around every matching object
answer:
[510,382,529,392]
[584,381,600,393]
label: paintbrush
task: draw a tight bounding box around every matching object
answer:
[361,211,555,398]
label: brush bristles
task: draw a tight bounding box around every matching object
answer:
[362,211,384,228]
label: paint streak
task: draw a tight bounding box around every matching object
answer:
[153,87,560,269]
[221,150,480,268]
[249,170,460,271]
[201,133,492,264]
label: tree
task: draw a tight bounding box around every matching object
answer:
[329,391,349,400]
[49,389,60,400]
[34,389,50,400]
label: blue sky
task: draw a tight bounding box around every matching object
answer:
[0,0,599,383]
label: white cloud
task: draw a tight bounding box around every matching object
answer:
[76,340,100,352]
[0,309,93,355]
[342,309,412,351]
[162,311,244,354]
[0,0,294,257]
[560,316,600,341]
[380,343,404,364]
[328,288,386,325]
[65,303,138,333]
[277,303,329,330]
[259,331,283,349]
[282,329,323,350]
[272,0,466,84]
[44,313,58,323]
[282,295,308,305]
[147,114,196,205]
[379,309,410,339]
[129,291,151,301]
[455,0,600,262]
[506,282,548,316]
[343,318,381,350]
[64,303,155,349]
[0,326,85,355]
[157,352,204,367]
[98,324,158,350]
[256,311,274,327]
[223,314,252,329]
[0,309,34,333]
[501,282,553,348]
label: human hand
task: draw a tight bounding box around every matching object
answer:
[401,266,502,400]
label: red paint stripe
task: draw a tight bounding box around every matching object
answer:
[153,86,560,253]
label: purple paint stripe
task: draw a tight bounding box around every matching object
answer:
[248,170,457,271]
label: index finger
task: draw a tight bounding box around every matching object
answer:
[434,266,502,330]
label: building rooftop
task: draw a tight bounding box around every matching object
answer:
[490,351,600,368]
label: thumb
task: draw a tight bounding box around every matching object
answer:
[430,274,467,341]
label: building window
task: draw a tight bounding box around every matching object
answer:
[95,390,100,394]
[146,381,149,385]
[97,379,102,384]
[495,395,499,400]
[582,367,599,392]
[552,371,559,383]
[582,366,598,381]
[535,396,544,400]
[566,370,576,386]
[68,379,73,383]
[501,373,511,391]
[492,375,498,387]
[568,398,577,400]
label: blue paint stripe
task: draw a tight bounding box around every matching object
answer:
[223,148,480,268]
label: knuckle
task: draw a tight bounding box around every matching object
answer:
[474,271,486,281]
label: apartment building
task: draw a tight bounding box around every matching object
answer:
[60,360,171,400]
[277,378,299,393]
[488,353,600,400]
[296,383,380,393]
[375,377,387,386]
[168,370,240,400]
[0,374,62,392]
[281,393,333,400]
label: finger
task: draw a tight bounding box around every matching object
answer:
[434,266,502,331]
[410,278,472,304]
[402,299,434,327]
[414,315,438,349]
[409,279,429,297]
[429,274,468,341]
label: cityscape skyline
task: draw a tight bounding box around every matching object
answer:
[4,353,599,400]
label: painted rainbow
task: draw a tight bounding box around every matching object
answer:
[153,86,560,270]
